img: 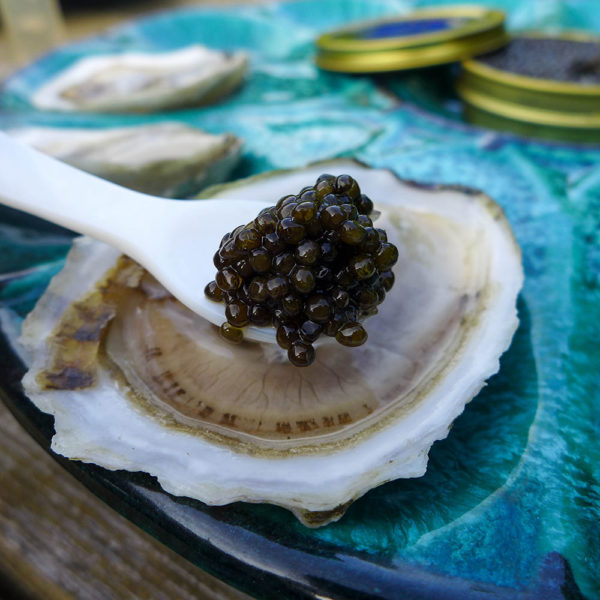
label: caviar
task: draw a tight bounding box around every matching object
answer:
[205,174,398,366]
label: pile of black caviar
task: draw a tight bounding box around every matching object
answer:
[204,173,398,367]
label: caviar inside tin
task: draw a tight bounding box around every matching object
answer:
[479,37,600,84]
[457,33,600,143]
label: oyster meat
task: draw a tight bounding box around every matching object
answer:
[31,45,248,113]
[19,161,523,527]
[9,124,242,197]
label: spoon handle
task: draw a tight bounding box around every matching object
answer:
[0,132,162,245]
[0,132,280,341]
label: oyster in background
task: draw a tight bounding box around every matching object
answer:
[19,161,523,527]
[9,123,242,197]
[31,45,248,113]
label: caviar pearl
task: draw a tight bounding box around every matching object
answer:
[288,341,315,367]
[336,322,368,347]
[204,280,224,302]
[206,173,398,366]
[220,322,244,344]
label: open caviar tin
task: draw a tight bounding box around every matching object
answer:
[456,32,600,143]
[315,5,508,73]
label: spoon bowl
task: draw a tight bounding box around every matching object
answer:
[0,132,280,343]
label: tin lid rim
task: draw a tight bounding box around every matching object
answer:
[462,31,600,95]
[456,81,600,129]
[317,29,508,73]
[316,5,506,53]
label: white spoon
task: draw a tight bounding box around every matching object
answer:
[0,131,281,343]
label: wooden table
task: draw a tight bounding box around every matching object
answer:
[0,401,252,599]
[0,2,264,598]
[0,0,265,77]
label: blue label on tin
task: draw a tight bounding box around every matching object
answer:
[355,17,468,40]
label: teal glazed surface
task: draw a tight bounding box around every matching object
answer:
[0,1,599,598]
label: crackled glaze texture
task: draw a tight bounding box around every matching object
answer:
[0,0,599,598]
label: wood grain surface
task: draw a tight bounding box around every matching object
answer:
[0,399,253,600]
[0,3,269,598]
[0,0,269,78]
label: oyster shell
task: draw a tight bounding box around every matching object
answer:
[19,161,523,527]
[31,45,248,113]
[8,124,242,197]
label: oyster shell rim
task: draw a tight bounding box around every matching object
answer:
[30,45,249,114]
[18,159,524,522]
[7,122,244,198]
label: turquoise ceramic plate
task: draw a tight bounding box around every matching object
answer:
[1,1,599,598]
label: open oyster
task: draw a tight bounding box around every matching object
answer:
[31,45,248,113]
[9,124,242,197]
[19,161,523,527]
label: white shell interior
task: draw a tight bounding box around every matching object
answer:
[31,45,248,113]
[8,123,242,196]
[19,161,523,526]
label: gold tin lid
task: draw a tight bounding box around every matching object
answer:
[315,5,508,73]
[456,32,600,143]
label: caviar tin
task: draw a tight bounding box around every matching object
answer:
[315,5,508,73]
[456,32,600,143]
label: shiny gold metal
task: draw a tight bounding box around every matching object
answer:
[457,32,600,142]
[316,6,507,73]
